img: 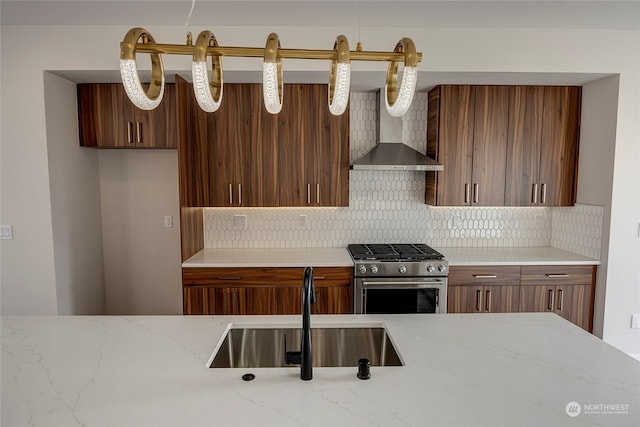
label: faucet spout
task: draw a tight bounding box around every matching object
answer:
[300,266,315,380]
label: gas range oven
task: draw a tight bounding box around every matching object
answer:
[348,244,448,314]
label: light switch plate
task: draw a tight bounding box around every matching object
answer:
[631,314,640,329]
[0,225,12,240]
[297,214,308,228]
[234,215,247,229]
[164,216,173,228]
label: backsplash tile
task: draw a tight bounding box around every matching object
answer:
[203,92,602,259]
[551,204,604,259]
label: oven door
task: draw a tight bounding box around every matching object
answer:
[356,278,447,314]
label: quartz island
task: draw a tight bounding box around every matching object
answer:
[2,313,638,427]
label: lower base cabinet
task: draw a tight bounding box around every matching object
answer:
[183,267,352,315]
[447,264,596,332]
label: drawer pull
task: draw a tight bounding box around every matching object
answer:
[545,274,570,278]
[485,289,491,312]
[314,276,326,280]
[557,289,564,311]
[475,289,482,312]
[473,274,497,279]
[547,289,555,311]
[217,276,241,281]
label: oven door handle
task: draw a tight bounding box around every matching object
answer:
[361,280,446,290]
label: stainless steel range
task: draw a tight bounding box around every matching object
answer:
[348,244,448,314]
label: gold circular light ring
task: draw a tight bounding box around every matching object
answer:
[120,27,164,102]
[385,38,417,107]
[329,35,351,110]
[193,30,223,106]
[263,33,283,112]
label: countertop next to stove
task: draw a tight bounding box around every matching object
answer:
[182,247,599,267]
[2,314,638,427]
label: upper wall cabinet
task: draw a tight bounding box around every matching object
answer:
[176,77,349,208]
[426,84,580,207]
[77,83,177,148]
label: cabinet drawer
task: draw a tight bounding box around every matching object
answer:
[449,266,520,286]
[520,265,594,285]
[277,267,352,287]
[182,267,277,286]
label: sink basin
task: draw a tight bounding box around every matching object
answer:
[208,324,403,368]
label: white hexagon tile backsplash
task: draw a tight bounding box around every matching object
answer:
[203,92,603,260]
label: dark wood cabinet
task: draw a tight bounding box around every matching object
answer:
[278,85,349,207]
[78,83,176,148]
[183,266,352,315]
[447,266,520,313]
[426,85,509,206]
[177,79,348,207]
[427,84,580,207]
[519,265,594,331]
[505,86,581,206]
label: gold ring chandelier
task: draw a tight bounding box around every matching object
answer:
[120,27,422,116]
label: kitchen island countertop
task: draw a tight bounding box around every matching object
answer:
[2,313,637,427]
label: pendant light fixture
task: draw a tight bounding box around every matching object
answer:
[119,27,165,110]
[385,38,418,117]
[328,35,351,116]
[192,31,223,113]
[119,29,422,116]
[262,33,283,114]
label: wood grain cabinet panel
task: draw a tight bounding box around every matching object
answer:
[519,265,595,331]
[183,267,353,315]
[78,83,176,148]
[447,266,520,313]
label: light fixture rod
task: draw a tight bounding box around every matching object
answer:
[133,43,422,62]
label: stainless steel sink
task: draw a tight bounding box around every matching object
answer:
[209,324,403,368]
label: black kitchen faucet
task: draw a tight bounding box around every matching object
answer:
[284,266,316,380]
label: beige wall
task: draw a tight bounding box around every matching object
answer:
[99,150,181,315]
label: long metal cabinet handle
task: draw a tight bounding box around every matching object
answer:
[541,183,547,204]
[485,289,491,312]
[475,289,482,312]
[473,274,497,279]
[217,276,241,281]
[127,122,133,143]
[473,183,479,204]
[545,273,569,278]
[238,184,242,205]
[229,184,233,205]
[532,183,538,204]
[464,183,470,204]
[547,289,555,311]
[557,289,564,311]
[316,183,320,205]
[136,122,142,143]
[307,183,311,205]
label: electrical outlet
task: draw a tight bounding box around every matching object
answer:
[164,216,173,228]
[233,215,247,229]
[0,225,12,240]
[631,314,640,329]
[297,214,308,228]
[452,216,462,228]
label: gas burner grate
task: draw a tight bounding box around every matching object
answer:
[347,243,444,261]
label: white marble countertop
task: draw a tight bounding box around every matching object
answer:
[2,313,637,427]
[436,246,600,266]
[182,247,354,267]
[183,246,599,268]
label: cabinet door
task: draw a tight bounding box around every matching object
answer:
[447,285,484,313]
[78,84,128,147]
[471,86,509,206]
[183,286,217,315]
[214,288,247,315]
[555,285,592,331]
[133,83,177,149]
[484,285,520,313]
[245,287,277,315]
[539,86,581,206]
[431,85,475,206]
[505,86,544,206]
[519,285,557,313]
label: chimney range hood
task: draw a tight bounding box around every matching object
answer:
[350,91,443,171]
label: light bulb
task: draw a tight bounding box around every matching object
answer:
[192,61,223,113]
[385,66,417,117]
[263,62,282,114]
[120,59,165,110]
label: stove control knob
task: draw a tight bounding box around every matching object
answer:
[359,265,367,274]
[370,265,379,274]
[399,265,407,274]
[438,264,447,273]
[426,265,435,273]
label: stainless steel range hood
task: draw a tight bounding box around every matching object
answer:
[350,91,443,171]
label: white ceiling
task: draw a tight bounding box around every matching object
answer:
[2,0,639,29]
